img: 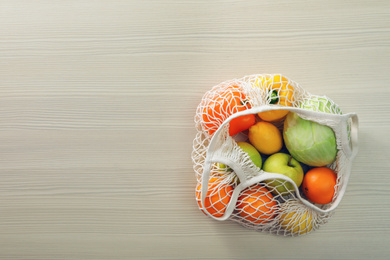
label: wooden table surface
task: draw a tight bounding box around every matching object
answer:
[1,1,389,259]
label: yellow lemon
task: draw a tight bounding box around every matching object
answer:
[248,121,283,155]
[279,200,313,235]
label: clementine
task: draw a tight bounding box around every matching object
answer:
[196,177,234,217]
[302,167,337,204]
[258,110,289,122]
[236,185,277,224]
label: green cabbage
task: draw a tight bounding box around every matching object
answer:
[299,96,341,115]
[283,112,337,167]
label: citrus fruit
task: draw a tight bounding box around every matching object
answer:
[202,85,255,136]
[236,185,277,224]
[196,177,234,217]
[279,200,313,235]
[302,167,337,204]
[248,121,283,155]
[258,110,289,122]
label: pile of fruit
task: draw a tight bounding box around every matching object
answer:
[194,74,347,236]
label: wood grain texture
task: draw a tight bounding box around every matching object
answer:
[0,0,389,259]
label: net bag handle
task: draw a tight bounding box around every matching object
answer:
[200,105,358,220]
[347,113,359,160]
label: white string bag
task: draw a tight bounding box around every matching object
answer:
[192,74,359,236]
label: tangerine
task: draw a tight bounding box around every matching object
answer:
[302,167,337,204]
[258,109,289,122]
[236,185,277,224]
[196,177,233,217]
[202,85,255,136]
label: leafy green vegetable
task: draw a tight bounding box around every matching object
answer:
[300,96,341,114]
[283,112,337,167]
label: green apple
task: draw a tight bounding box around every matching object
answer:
[217,162,231,171]
[237,142,262,169]
[218,142,262,171]
[263,153,303,195]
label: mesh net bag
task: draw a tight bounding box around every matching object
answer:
[192,74,359,236]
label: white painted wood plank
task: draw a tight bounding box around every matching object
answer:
[0,0,389,259]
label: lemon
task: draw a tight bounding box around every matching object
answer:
[248,121,283,155]
[279,200,313,235]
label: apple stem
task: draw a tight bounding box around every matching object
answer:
[288,155,293,167]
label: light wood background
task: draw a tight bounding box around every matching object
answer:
[1,1,389,259]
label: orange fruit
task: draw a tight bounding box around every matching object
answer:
[248,121,283,155]
[302,167,337,204]
[236,185,277,224]
[258,110,289,122]
[196,177,234,217]
[202,85,254,136]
